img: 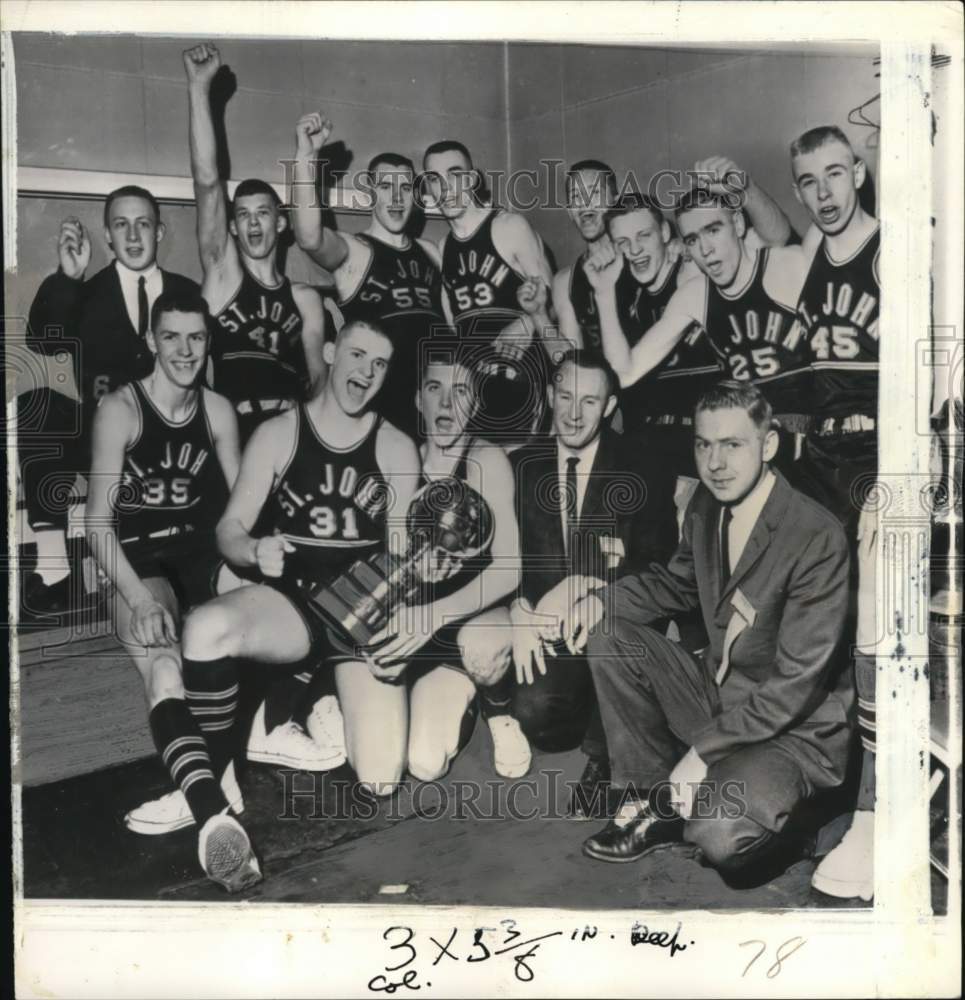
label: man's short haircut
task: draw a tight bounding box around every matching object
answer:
[605,191,665,232]
[104,185,161,229]
[368,152,415,177]
[672,188,736,221]
[150,288,211,334]
[553,348,620,400]
[696,380,774,433]
[422,139,473,169]
[790,125,854,161]
[336,317,392,348]
[566,159,618,198]
[230,178,283,217]
[418,335,484,395]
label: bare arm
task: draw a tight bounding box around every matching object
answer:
[290,111,352,272]
[204,389,242,490]
[292,283,329,395]
[216,413,293,570]
[183,44,238,283]
[375,423,422,559]
[551,266,584,349]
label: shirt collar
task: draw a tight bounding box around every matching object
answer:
[115,259,159,286]
[558,434,601,472]
[726,468,776,523]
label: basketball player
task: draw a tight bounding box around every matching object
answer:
[84,289,258,893]
[175,319,422,805]
[790,126,880,902]
[183,42,328,444]
[593,183,814,471]
[422,140,556,447]
[361,344,529,782]
[290,112,446,440]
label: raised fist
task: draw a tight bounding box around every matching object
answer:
[58,217,91,280]
[583,242,622,293]
[183,43,221,87]
[517,274,548,316]
[693,155,748,197]
[295,112,334,158]
[254,532,295,578]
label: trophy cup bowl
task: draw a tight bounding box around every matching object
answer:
[306,477,494,651]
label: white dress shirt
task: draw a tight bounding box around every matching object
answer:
[116,260,162,333]
[557,436,601,552]
[721,469,776,574]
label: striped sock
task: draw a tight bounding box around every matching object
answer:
[149,698,227,824]
[183,656,240,779]
[264,669,313,733]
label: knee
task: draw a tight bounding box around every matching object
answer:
[181,602,237,660]
[685,816,766,875]
[355,766,405,798]
[458,621,511,687]
[407,738,452,783]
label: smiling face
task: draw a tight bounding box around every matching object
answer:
[423,148,476,221]
[105,195,164,272]
[694,405,777,504]
[550,360,616,451]
[323,323,393,416]
[370,161,415,234]
[417,361,478,448]
[792,138,866,236]
[567,169,615,243]
[677,204,746,288]
[229,193,285,260]
[147,309,209,389]
[608,207,671,286]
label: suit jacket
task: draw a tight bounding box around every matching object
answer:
[511,428,677,608]
[28,262,200,405]
[607,469,853,789]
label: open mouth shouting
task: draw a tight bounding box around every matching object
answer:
[346,376,371,402]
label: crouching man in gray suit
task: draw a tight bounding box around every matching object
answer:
[559,381,852,880]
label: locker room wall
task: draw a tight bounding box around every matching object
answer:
[506,45,881,270]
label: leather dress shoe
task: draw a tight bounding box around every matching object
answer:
[569,756,616,819]
[582,803,684,863]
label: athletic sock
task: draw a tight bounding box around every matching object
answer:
[478,668,514,720]
[854,649,876,811]
[149,698,227,824]
[263,669,313,733]
[183,656,240,779]
[32,528,71,585]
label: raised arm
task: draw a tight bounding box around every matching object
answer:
[550,267,584,349]
[290,112,352,272]
[694,155,792,248]
[183,43,237,282]
[26,217,91,356]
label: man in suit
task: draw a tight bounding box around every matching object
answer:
[565,381,852,879]
[19,188,199,613]
[508,349,677,813]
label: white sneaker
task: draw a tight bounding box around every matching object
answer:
[811,809,874,901]
[487,715,532,779]
[247,701,345,771]
[305,695,348,768]
[124,761,244,835]
[198,814,262,893]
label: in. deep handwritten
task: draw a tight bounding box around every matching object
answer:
[630,921,693,958]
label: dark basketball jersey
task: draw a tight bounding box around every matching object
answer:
[270,406,390,588]
[702,248,811,415]
[620,258,724,425]
[339,235,445,434]
[796,227,880,419]
[442,210,526,341]
[211,270,309,422]
[117,381,227,546]
[568,254,640,352]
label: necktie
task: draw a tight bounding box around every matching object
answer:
[137,275,148,337]
[719,505,733,593]
[565,456,579,559]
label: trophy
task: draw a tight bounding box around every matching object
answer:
[306,477,495,650]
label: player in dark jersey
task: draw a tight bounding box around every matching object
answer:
[177,319,421,810]
[422,140,556,449]
[290,111,446,439]
[789,126,880,903]
[363,344,528,781]
[596,186,815,473]
[184,43,327,444]
[84,289,254,892]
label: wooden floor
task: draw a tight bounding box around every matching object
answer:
[19,715,894,910]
